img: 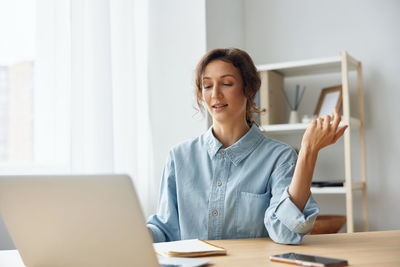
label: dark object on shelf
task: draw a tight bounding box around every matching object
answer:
[311,180,344,187]
[310,215,346,235]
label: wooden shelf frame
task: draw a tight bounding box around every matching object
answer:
[257,51,368,233]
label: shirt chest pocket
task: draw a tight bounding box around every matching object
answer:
[234,191,270,238]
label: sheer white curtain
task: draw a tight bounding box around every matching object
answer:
[35,0,156,215]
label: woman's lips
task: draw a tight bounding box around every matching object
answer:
[212,104,228,112]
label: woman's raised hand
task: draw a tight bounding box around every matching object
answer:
[301,110,348,153]
[289,110,347,211]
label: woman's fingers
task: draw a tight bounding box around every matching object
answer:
[332,110,341,130]
[323,114,331,129]
[316,117,323,129]
[332,125,348,143]
[311,118,317,127]
[302,111,348,151]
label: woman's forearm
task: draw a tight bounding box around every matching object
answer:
[288,146,319,211]
[288,111,347,212]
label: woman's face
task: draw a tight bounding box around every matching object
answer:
[202,60,247,125]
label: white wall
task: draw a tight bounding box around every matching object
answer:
[148,0,208,215]
[206,0,244,50]
[205,0,400,231]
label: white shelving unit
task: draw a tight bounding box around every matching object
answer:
[257,51,368,233]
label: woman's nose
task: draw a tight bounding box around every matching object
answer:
[211,85,222,99]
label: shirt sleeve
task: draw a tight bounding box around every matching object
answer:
[264,160,320,245]
[146,151,181,243]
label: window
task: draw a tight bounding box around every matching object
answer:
[0,0,35,164]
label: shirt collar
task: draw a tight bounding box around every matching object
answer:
[205,124,264,166]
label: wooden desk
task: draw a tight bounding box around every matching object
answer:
[208,230,400,266]
[1,231,398,266]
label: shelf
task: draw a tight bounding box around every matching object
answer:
[255,52,367,233]
[311,187,346,194]
[256,54,359,77]
[311,181,365,194]
[261,117,360,135]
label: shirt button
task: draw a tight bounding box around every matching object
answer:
[220,150,226,155]
[212,210,218,216]
[217,181,222,187]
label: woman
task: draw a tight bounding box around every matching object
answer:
[146,48,347,244]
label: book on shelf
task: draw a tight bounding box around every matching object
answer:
[153,239,227,257]
[311,180,344,187]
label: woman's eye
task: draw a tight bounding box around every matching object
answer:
[223,83,233,86]
[203,85,212,89]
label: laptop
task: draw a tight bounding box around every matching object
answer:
[0,175,209,267]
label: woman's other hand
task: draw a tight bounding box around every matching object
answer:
[289,110,348,211]
[301,110,348,154]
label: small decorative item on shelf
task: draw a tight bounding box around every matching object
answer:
[282,84,306,124]
[314,85,342,117]
[288,110,300,124]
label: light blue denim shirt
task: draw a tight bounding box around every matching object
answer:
[146,124,319,244]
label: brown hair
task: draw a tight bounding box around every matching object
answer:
[195,48,261,125]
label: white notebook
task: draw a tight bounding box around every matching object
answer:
[153,239,227,257]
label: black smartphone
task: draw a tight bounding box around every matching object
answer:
[269,252,348,267]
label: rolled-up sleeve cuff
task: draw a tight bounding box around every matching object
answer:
[274,187,319,234]
[147,224,166,243]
